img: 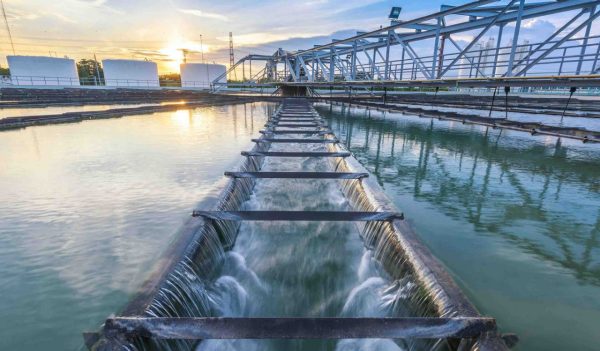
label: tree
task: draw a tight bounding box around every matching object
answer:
[159,73,180,87]
[0,66,9,76]
[77,59,104,85]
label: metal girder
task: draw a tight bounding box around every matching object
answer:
[191,210,403,221]
[293,0,497,56]
[391,32,433,79]
[440,1,554,17]
[103,317,496,340]
[297,56,313,81]
[446,36,488,78]
[509,8,588,76]
[296,0,598,63]
[440,0,516,78]
[513,7,600,76]
[213,0,600,88]
[224,171,367,179]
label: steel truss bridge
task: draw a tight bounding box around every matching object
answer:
[213,0,600,91]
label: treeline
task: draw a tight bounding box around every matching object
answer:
[77,59,104,85]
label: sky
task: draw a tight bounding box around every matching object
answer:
[1,0,599,73]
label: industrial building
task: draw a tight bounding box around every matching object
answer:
[102,59,159,87]
[180,63,226,88]
[6,55,79,86]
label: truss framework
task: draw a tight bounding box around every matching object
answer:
[213,0,600,90]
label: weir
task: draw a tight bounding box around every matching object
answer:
[84,99,513,351]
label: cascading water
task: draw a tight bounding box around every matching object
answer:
[101,102,481,351]
[189,132,434,351]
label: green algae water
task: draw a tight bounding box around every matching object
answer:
[0,103,273,351]
[316,102,600,351]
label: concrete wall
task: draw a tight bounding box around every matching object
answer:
[180,63,226,88]
[7,55,79,86]
[102,59,159,87]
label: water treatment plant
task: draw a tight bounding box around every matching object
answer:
[1,1,600,351]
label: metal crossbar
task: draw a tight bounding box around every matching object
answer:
[104,317,496,339]
[260,130,333,135]
[273,118,316,120]
[272,119,319,122]
[252,138,339,143]
[224,171,368,179]
[191,210,404,221]
[242,151,350,157]
[269,124,327,128]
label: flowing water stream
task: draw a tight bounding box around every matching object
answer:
[123,101,468,351]
[164,123,421,351]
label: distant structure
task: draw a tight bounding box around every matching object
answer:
[7,55,79,86]
[457,38,495,78]
[229,32,234,69]
[102,59,159,87]
[229,32,236,80]
[180,63,226,89]
[496,40,530,77]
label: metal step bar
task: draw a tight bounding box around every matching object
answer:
[224,171,368,179]
[191,210,404,221]
[271,118,318,121]
[260,130,333,135]
[104,316,496,340]
[267,124,328,128]
[242,151,350,157]
[252,138,339,143]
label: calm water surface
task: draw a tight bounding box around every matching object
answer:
[0,103,272,351]
[0,103,163,119]
[316,102,600,351]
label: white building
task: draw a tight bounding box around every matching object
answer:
[479,37,495,77]
[6,55,79,86]
[496,40,530,77]
[180,63,226,89]
[102,59,159,87]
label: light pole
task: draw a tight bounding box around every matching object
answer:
[199,34,204,63]
[200,34,209,89]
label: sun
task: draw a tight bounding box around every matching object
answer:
[159,38,212,73]
[159,47,185,73]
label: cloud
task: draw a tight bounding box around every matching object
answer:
[51,12,78,24]
[5,9,40,21]
[75,0,107,5]
[72,0,124,15]
[177,8,228,21]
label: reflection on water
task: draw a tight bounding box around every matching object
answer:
[396,103,600,130]
[317,102,600,351]
[0,103,273,351]
[0,103,162,119]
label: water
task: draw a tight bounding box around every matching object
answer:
[316,102,600,351]
[194,116,411,351]
[0,103,165,119]
[396,102,600,130]
[2,100,599,351]
[0,103,274,351]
